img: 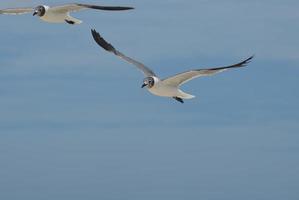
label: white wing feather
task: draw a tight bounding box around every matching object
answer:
[0,7,33,15]
[50,4,85,13]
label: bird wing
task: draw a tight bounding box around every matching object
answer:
[91,29,156,77]
[162,56,253,87]
[51,3,133,14]
[0,7,33,15]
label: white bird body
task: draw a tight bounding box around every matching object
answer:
[91,29,253,103]
[39,7,82,24]
[41,13,79,24]
[34,5,64,24]
[0,3,134,25]
[148,77,195,99]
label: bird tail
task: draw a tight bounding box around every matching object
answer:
[178,90,195,99]
[66,15,82,24]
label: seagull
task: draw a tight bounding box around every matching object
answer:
[0,3,134,25]
[91,29,253,103]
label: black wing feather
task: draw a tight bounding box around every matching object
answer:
[77,4,134,11]
[91,29,117,54]
[208,55,254,71]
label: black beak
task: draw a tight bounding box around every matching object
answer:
[141,83,147,88]
[33,11,37,16]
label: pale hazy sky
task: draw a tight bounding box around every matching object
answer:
[0,1,298,200]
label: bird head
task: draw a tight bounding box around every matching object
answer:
[141,77,155,89]
[33,5,46,17]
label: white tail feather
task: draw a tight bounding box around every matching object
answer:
[178,90,195,99]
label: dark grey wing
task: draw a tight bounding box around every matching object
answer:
[0,7,33,15]
[162,56,253,86]
[91,29,156,77]
[76,3,134,11]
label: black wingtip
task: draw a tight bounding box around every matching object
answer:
[78,4,134,11]
[116,7,134,10]
[91,6,134,11]
[245,55,255,63]
[91,29,116,53]
[208,55,254,71]
[239,55,255,67]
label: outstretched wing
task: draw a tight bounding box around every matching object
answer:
[51,3,134,13]
[162,56,254,86]
[91,29,156,77]
[0,7,33,15]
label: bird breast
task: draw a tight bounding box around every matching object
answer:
[148,81,179,97]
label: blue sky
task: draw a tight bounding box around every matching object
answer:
[0,0,298,199]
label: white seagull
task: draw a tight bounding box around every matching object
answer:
[0,3,134,25]
[91,29,253,103]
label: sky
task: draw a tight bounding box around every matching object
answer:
[0,0,298,199]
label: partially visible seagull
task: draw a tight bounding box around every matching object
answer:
[0,3,134,25]
[91,29,253,103]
